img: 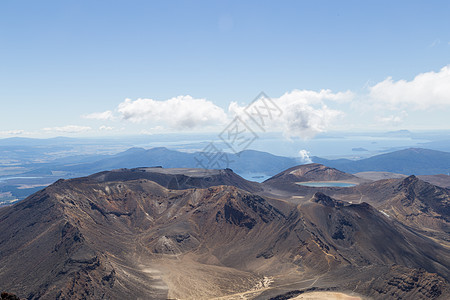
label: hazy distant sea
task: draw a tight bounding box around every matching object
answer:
[137,132,433,159]
[247,136,429,158]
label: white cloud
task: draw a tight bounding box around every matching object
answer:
[140,126,164,135]
[0,129,25,135]
[43,125,92,133]
[79,64,450,136]
[280,89,354,104]
[82,91,348,138]
[117,96,228,130]
[99,125,114,131]
[83,110,114,120]
[281,102,343,139]
[229,89,348,138]
[298,149,312,164]
[375,111,408,127]
[368,65,450,110]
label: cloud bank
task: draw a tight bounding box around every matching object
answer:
[83,110,114,121]
[117,96,229,130]
[43,125,92,134]
[0,129,25,136]
[230,89,350,138]
[83,90,350,138]
[81,65,450,136]
[375,111,408,127]
[99,125,114,131]
[368,65,450,110]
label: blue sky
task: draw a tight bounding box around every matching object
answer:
[1,0,449,138]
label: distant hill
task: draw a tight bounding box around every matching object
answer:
[4,146,450,204]
[11,146,450,179]
[47,147,299,178]
[313,148,450,175]
[1,147,300,204]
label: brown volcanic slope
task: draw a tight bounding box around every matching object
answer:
[355,172,450,189]
[0,168,449,299]
[265,165,450,246]
[88,167,262,193]
[326,175,450,245]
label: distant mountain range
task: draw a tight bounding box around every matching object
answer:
[26,147,450,177]
[313,148,450,175]
[30,147,300,178]
[2,146,450,205]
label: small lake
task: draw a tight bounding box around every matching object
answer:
[297,181,357,187]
